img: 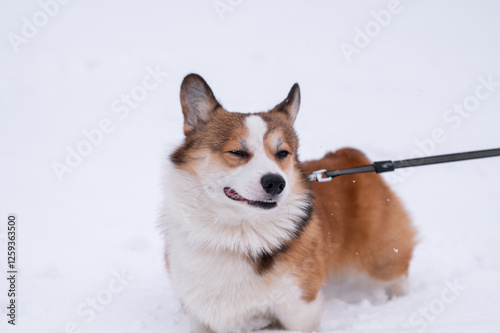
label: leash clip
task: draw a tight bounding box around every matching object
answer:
[308,169,332,182]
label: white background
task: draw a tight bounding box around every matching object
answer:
[1,0,500,332]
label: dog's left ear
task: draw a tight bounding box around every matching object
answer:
[273,83,300,124]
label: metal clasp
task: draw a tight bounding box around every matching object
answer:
[307,169,332,182]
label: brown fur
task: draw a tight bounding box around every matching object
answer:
[164,253,170,272]
[305,148,416,282]
[263,148,416,302]
[168,74,416,306]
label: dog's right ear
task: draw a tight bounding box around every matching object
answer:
[180,74,220,135]
[273,83,300,124]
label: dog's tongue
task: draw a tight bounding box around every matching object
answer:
[225,188,245,201]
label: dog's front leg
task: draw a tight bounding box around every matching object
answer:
[188,314,215,333]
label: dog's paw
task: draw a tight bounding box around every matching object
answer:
[386,275,409,298]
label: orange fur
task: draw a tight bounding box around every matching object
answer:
[164,253,170,272]
[170,110,416,303]
[168,74,417,313]
[269,148,416,301]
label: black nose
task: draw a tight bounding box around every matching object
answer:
[261,174,286,196]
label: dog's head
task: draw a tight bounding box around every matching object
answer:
[170,74,307,214]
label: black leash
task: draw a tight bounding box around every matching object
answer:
[308,148,500,182]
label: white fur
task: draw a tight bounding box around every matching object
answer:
[324,270,409,305]
[159,115,320,332]
[228,116,290,202]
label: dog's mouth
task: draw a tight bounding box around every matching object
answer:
[223,187,277,210]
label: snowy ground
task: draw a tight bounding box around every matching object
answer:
[1,1,500,332]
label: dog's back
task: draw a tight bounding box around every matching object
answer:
[303,148,416,294]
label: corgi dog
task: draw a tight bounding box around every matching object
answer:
[160,74,416,333]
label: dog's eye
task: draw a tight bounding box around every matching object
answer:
[276,150,290,159]
[229,150,250,158]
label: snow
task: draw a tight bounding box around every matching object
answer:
[1,0,500,332]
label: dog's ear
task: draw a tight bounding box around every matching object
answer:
[273,83,300,124]
[180,74,220,134]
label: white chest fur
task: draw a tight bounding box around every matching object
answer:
[166,233,300,332]
[160,163,321,332]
